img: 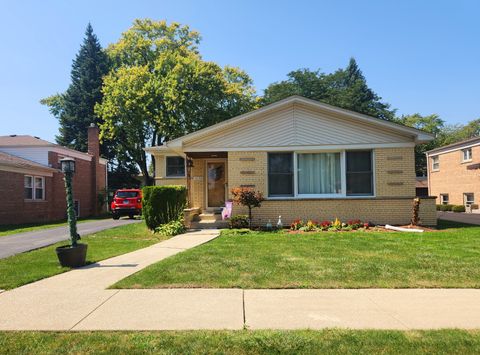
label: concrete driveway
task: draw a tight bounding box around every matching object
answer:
[0,218,141,259]
[437,211,480,225]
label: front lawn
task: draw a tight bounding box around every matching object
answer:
[0,222,166,290]
[0,215,111,237]
[1,329,480,354]
[114,220,480,289]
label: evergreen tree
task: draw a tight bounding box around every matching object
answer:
[41,23,110,154]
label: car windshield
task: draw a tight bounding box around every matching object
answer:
[116,191,138,198]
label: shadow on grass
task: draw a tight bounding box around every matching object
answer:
[436,219,479,230]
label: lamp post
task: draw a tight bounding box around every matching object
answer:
[56,157,87,267]
[60,157,79,247]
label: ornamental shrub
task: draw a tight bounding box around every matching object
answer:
[229,215,249,229]
[142,185,187,230]
[452,205,466,213]
[231,187,264,227]
[156,219,186,237]
[436,204,442,211]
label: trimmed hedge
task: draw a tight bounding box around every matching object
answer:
[438,204,453,212]
[142,186,187,230]
[452,205,466,213]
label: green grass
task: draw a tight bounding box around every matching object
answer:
[0,215,111,237]
[0,222,166,290]
[1,329,480,354]
[114,220,480,289]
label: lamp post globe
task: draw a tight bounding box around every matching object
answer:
[60,157,75,174]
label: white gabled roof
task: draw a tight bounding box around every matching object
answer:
[146,96,434,153]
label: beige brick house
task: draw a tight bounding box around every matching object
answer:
[146,96,437,226]
[426,137,480,211]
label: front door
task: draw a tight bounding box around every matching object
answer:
[207,161,226,208]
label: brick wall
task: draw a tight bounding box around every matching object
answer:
[231,197,436,227]
[0,170,61,224]
[428,145,480,205]
[227,147,435,226]
[375,147,416,197]
[152,147,436,225]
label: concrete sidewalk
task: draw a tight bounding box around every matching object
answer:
[1,228,480,330]
[0,218,141,259]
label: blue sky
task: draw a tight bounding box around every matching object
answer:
[1,0,479,143]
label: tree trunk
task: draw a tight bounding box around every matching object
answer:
[248,206,252,228]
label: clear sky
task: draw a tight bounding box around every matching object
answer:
[1,0,479,143]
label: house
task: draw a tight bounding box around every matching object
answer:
[146,96,437,226]
[426,136,480,211]
[0,125,107,225]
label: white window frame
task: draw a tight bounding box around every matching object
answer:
[267,150,375,199]
[440,194,449,205]
[24,175,45,201]
[165,155,186,178]
[462,148,472,162]
[431,156,439,171]
[34,176,45,200]
[24,175,33,200]
[464,193,474,205]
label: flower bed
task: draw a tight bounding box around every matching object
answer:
[290,218,370,232]
[287,218,437,233]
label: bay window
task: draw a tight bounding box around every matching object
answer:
[267,150,374,198]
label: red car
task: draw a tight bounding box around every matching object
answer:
[111,189,142,220]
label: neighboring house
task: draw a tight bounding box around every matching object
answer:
[426,136,480,211]
[146,96,436,226]
[0,125,107,225]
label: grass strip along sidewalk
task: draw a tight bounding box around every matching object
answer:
[0,222,166,290]
[0,329,480,354]
[0,215,111,237]
[114,220,480,289]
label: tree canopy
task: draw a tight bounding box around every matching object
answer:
[263,58,395,120]
[95,19,258,184]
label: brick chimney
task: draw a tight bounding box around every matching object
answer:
[87,123,100,159]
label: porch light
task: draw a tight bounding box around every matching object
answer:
[187,159,194,168]
[60,157,76,174]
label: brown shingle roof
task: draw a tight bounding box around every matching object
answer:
[0,151,57,172]
[0,135,102,162]
[0,135,54,147]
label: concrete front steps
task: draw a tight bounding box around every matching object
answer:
[190,212,229,229]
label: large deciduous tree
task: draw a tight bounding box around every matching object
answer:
[96,19,257,185]
[263,58,395,120]
[41,23,110,154]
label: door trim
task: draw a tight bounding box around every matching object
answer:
[205,159,228,209]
